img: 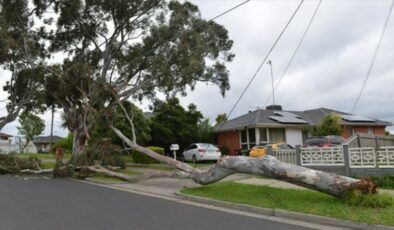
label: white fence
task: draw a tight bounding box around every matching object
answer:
[301,147,344,166]
[350,146,394,168]
[272,149,297,165]
[270,146,394,169]
[0,140,18,154]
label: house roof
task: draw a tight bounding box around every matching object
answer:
[0,132,13,138]
[33,135,64,144]
[215,107,392,132]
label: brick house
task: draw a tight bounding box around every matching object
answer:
[215,106,392,155]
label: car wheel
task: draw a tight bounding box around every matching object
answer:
[192,155,197,163]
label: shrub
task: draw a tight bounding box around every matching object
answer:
[132,146,164,164]
[368,175,394,189]
[52,133,73,153]
[219,146,229,155]
[342,191,393,208]
[0,154,41,174]
[85,142,126,168]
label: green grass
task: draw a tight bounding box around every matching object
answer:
[16,153,72,160]
[89,168,141,183]
[127,163,175,171]
[41,161,56,169]
[181,181,394,226]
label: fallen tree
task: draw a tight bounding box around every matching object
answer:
[109,126,377,198]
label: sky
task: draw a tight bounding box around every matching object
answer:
[1,0,393,137]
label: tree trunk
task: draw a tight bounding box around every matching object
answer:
[72,128,87,157]
[111,125,376,198]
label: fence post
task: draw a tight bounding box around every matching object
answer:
[343,144,351,177]
[295,145,301,166]
[267,145,273,156]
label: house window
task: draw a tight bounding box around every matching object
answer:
[259,128,268,143]
[248,128,256,147]
[240,129,247,143]
[269,128,286,143]
[348,127,354,136]
[368,127,374,134]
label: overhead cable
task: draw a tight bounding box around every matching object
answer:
[217,0,305,131]
[263,0,323,108]
[351,0,394,113]
[210,0,251,21]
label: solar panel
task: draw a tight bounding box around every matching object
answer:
[269,116,308,124]
[342,115,375,122]
[273,111,301,118]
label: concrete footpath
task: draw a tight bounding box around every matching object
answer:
[85,171,394,230]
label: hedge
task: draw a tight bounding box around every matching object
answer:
[132,146,164,164]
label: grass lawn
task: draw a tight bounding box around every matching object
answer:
[89,168,142,183]
[181,181,394,226]
[16,153,72,160]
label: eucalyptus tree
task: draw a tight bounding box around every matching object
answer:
[0,1,377,198]
[0,0,234,156]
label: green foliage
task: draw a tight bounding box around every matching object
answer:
[92,101,151,146]
[149,97,212,153]
[52,132,73,153]
[219,146,229,155]
[310,112,342,136]
[132,146,164,164]
[215,113,228,125]
[0,154,42,174]
[342,191,393,208]
[367,175,394,189]
[149,97,203,152]
[85,141,126,168]
[17,112,45,152]
[1,0,234,156]
[197,118,215,143]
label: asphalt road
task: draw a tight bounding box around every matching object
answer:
[0,175,315,230]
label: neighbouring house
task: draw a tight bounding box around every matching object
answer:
[33,135,64,153]
[215,105,392,155]
[0,132,14,153]
[0,132,13,141]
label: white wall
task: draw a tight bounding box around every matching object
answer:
[285,129,303,147]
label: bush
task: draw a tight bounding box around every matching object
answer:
[85,142,126,168]
[368,175,394,189]
[0,154,41,174]
[52,133,73,153]
[132,146,164,164]
[219,146,229,156]
[342,191,393,208]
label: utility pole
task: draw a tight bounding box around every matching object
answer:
[49,105,54,152]
[267,59,275,105]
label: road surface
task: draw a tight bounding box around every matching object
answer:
[0,175,320,230]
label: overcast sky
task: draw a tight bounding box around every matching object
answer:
[1,0,393,137]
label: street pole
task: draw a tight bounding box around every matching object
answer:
[49,106,54,152]
[267,59,275,105]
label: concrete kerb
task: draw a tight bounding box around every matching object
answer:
[176,192,394,230]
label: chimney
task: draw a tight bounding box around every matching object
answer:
[266,105,282,111]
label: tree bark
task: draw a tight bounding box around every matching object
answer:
[111,125,376,198]
[72,128,87,157]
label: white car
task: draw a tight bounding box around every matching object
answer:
[182,143,221,163]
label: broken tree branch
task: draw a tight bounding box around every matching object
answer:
[110,125,377,198]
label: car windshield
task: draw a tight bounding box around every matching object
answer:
[199,144,216,150]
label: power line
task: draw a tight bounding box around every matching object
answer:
[210,0,251,21]
[263,0,323,108]
[351,0,394,113]
[217,0,305,130]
